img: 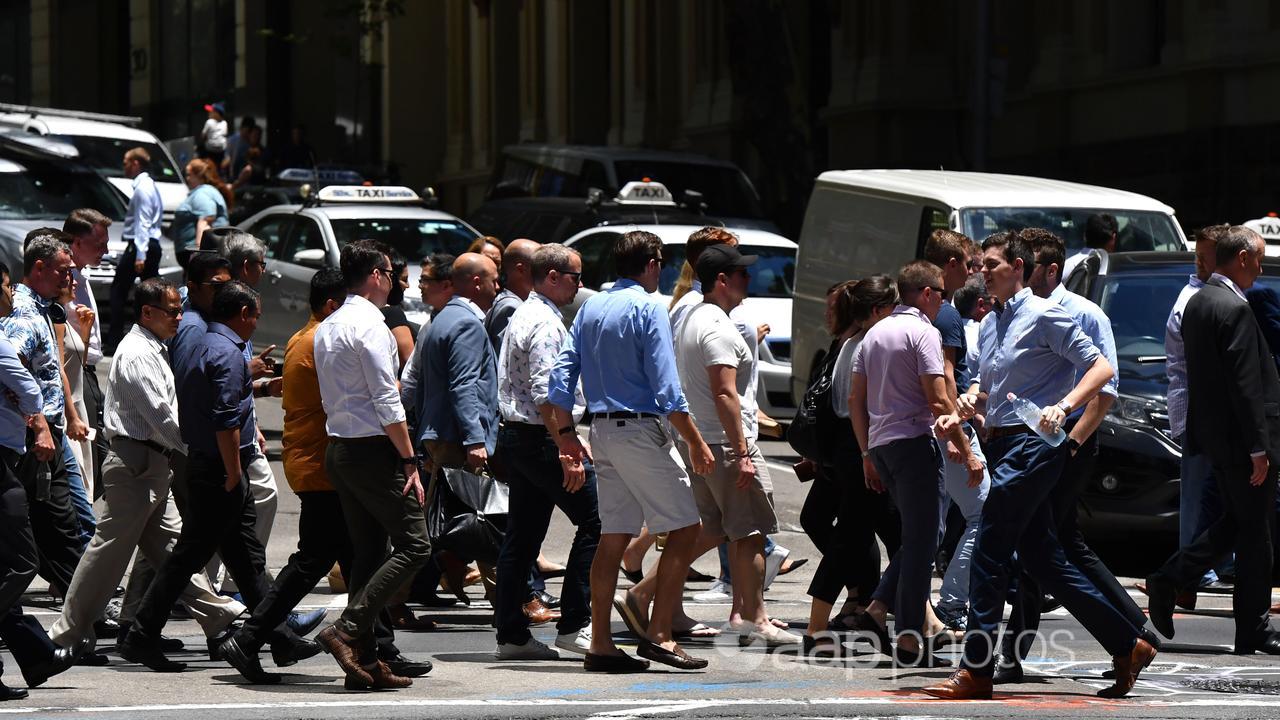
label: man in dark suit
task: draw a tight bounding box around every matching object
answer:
[1146,225,1280,654]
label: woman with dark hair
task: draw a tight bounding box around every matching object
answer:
[467,236,505,268]
[381,253,418,371]
[799,276,903,655]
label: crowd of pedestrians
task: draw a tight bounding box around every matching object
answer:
[0,184,1276,701]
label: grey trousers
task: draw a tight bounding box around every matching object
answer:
[327,435,430,652]
[51,437,245,648]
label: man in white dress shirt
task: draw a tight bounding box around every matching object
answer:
[62,209,109,484]
[107,147,164,351]
[313,240,429,691]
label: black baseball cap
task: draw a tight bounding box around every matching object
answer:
[695,244,757,288]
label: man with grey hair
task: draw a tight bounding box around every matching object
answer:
[493,244,599,660]
[1147,225,1280,654]
[486,238,538,349]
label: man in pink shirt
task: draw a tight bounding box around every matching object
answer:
[850,260,982,667]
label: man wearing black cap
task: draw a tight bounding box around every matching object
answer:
[672,245,800,648]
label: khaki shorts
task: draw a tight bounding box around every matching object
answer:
[589,416,701,536]
[683,443,778,541]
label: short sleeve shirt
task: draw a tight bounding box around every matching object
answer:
[851,305,945,448]
[675,303,755,444]
[171,185,229,252]
[933,301,968,388]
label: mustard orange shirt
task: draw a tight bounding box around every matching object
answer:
[282,315,331,492]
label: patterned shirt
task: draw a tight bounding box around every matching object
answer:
[498,292,584,424]
[104,323,184,453]
[0,284,63,422]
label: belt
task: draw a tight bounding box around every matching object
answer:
[503,421,547,431]
[598,412,657,420]
[115,436,174,458]
[986,425,1035,440]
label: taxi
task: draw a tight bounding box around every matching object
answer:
[236,184,479,350]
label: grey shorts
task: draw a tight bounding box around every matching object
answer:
[683,443,778,541]
[589,416,701,537]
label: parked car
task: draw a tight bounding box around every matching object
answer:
[1064,252,1280,542]
[0,103,188,225]
[235,185,479,350]
[487,144,778,232]
[561,221,797,420]
[0,130,180,304]
[792,169,1191,403]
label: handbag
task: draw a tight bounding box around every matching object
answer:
[425,465,509,564]
[787,347,841,464]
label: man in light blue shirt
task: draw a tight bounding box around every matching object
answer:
[107,147,164,351]
[925,231,1151,701]
[548,230,714,674]
[993,229,1152,681]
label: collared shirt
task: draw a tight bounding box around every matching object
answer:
[176,322,255,457]
[1165,274,1205,440]
[485,288,523,350]
[124,171,164,254]
[851,305,945,448]
[70,267,102,366]
[104,323,184,453]
[281,315,332,492]
[314,294,406,439]
[0,284,62,422]
[498,291,585,424]
[0,335,41,453]
[418,296,499,451]
[549,278,688,416]
[1211,272,1247,301]
[1061,248,1096,282]
[169,300,208,375]
[977,287,1101,428]
[1048,283,1119,410]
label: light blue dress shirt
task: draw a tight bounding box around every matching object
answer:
[124,171,164,254]
[1164,275,1204,440]
[549,279,688,416]
[1048,283,1119,410]
[0,335,42,453]
[977,287,1101,428]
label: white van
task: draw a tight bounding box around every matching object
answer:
[791,169,1188,400]
[0,104,187,225]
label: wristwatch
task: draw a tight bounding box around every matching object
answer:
[861,450,871,459]
[1056,400,1073,415]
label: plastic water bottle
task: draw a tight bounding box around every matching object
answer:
[1007,392,1066,446]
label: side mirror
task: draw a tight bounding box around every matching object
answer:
[293,248,328,269]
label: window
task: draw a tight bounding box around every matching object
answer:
[53,136,183,182]
[0,162,126,221]
[328,218,475,261]
[280,217,326,264]
[247,215,295,259]
[959,208,1183,253]
[657,244,795,298]
[916,206,951,257]
[571,232,621,290]
[611,161,765,219]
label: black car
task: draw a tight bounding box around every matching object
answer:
[465,191,715,245]
[1065,251,1280,543]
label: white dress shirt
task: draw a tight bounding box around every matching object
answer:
[314,294,406,438]
[70,267,102,366]
[124,171,164,254]
[104,324,185,453]
[498,292,585,423]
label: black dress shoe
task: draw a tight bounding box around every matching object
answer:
[853,613,893,656]
[992,654,1024,684]
[93,617,121,638]
[1200,580,1234,594]
[270,637,322,667]
[207,622,242,661]
[534,590,561,610]
[892,644,951,668]
[220,636,281,685]
[584,651,650,673]
[636,640,708,670]
[76,652,110,667]
[1139,626,1164,652]
[381,653,433,677]
[1145,574,1177,639]
[118,634,187,673]
[1235,633,1280,655]
[0,681,27,701]
[117,625,184,653]
[23,645,78,687]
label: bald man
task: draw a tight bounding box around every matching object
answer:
[417,253,502,471]
[487,238,539,349]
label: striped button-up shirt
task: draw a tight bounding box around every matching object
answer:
[104,323,185,453]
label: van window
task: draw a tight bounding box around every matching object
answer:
[958,208,1182,253]
[54,136,183,182]
[916,207,950,256]
[611,161,765,219]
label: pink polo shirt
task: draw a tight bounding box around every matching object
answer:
[851,305,945,449]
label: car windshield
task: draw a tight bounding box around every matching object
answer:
[52,136,183,183]
[960,208,1183,253]
[657,244,795,298]
[0,161,126,221]
[612,161,766,219]
[329,218,476,260]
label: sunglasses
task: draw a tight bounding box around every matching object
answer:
[147,304,183,318]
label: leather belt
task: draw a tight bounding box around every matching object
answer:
[115,435,174,458]
[985,425,1035,440]
[599,412,657,420]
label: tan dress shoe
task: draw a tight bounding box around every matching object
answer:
[921,668,993,700]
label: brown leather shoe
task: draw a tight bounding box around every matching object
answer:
[523,597,561,626]
[921,669,993,700]
[1097,638,1156,699]
[317,626,374,685]
[344,660,412,690]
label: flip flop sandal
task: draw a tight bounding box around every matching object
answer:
[673,622,721,639]
[612,593,649,637]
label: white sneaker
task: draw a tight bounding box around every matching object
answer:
[554,626,592,655]
[693,579,732,603]
[763,545,790,591]
[495,637,560,660]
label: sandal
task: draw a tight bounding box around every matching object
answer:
[673,622,721,639]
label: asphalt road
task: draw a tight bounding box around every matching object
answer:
[7,398,1280,719]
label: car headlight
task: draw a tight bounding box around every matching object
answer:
[1105,394,1168,428]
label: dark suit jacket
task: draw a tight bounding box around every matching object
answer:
[417,296,499,454]
[1246,284,1280,373]
[1183,278,1280,467]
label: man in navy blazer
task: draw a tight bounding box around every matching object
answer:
[417,252,501,471]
